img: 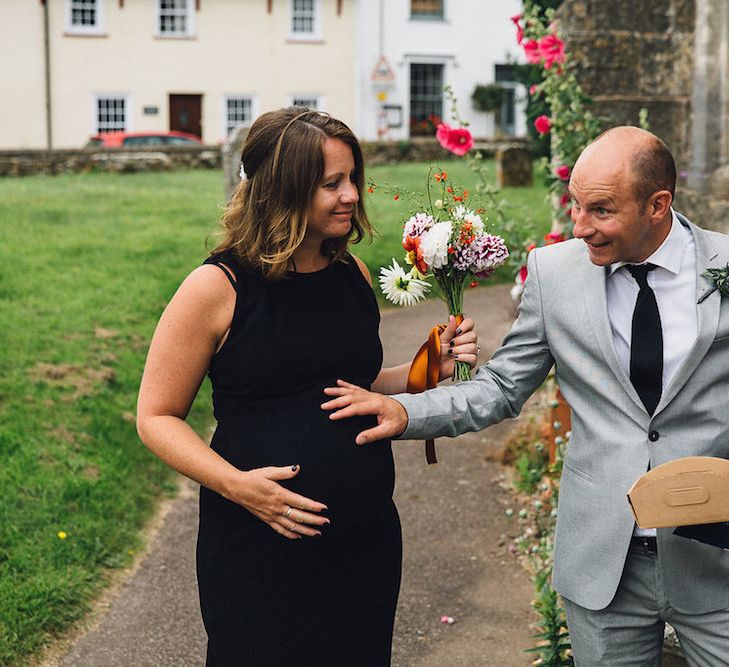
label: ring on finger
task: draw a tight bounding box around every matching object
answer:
[285,506,293,518]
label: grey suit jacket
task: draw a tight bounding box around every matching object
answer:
[395,214,729,612]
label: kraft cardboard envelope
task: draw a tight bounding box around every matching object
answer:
[627,456,729,529]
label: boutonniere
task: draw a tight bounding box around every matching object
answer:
[697,264,729,303]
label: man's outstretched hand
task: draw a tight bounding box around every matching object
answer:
[321,380,408,444]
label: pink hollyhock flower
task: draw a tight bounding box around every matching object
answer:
[510,14,524,44]
[523,39,541,64]
[560,191,570,208]
[539,33,566,70]
[529,84,539,96]
[534,115,551,135]
[436,123,474,156]
[555,165,571,181]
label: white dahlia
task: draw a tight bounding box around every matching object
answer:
[419,221,452,270]
[378,260,431,306]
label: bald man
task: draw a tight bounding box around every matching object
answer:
[323,127,729,665]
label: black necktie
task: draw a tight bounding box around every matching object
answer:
[626,264,663,415]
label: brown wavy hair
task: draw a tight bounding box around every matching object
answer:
[212,108,373,280]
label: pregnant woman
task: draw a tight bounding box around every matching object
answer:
[136,108,477,666]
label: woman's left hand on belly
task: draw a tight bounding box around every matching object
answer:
[225,464,331,539]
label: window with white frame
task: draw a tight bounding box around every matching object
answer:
[225,97,254,136]
[66,0,104,34]
[95,96,127,133]
[290,0,320,39]
[409,63,444,135]
[157,0,194,37]
[291,96,320,110]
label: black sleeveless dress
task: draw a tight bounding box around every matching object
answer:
[197,251,402,666]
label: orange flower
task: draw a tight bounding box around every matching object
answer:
[446,186,453,193]
[403,235,428,274]
[463,189,469,199]
[367,186,374,194]
[469,280,479,288]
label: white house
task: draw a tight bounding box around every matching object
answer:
[354,0,527,141]
[0,0,525,150]
[0,0,356,149]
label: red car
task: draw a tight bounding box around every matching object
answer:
[85,131,203,148]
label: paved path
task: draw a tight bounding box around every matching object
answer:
[46,283,535,666]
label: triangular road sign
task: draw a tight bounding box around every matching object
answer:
[372,55,396,82]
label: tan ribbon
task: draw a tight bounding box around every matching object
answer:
[406,314,464,465]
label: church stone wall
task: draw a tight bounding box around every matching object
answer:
[555,0,729,233]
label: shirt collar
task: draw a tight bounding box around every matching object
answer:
[608,209,688,277]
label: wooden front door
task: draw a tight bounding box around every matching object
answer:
[169,94,202,138]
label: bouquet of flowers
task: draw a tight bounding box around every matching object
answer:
[378,169,510,382]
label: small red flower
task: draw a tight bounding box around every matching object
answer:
[469,280,479,288]
[462,189,469,199]
[446,186,453,194]
[393,194,399,200]
[518,265,528,284]
[529,84,539,96]
[367,186,374,194]
[534,115,551,135]
[560,192,570,208]
[447,246,456,254]
[555,165,571,181]
[510,13,524,45]
[544,231,567,245]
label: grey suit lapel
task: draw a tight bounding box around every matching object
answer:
[656,217,723,413]
[581,258,646,412]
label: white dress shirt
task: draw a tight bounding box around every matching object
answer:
[606,211,697,537]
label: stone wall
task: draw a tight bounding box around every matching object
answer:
[558,0,729,234]
[0,137,529,178]
[0,146,222,177]
[558,0,695,168]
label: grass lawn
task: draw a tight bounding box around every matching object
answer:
[0,161,549,664]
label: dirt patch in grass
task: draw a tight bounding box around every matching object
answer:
[93,327,118,340]
[28,363,115,401]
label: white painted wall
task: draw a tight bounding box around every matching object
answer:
[354,0,526,141]
[0,1,48,149]
[0,0,356,149]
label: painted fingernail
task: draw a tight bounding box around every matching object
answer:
[291,464,299,472]
[449,340,454,348]
[447,349,452,356]
[456,328,462,335]
[454,354,459,359]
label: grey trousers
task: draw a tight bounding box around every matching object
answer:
[562,543,729,666]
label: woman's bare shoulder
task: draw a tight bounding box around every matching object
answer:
[350,254,372,287]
